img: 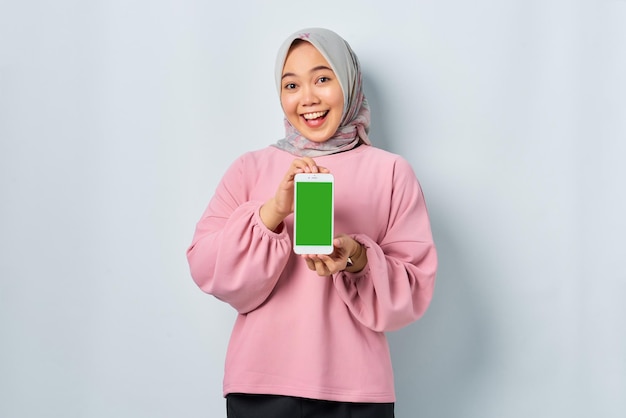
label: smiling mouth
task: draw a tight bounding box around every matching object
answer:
[302,110,328,120]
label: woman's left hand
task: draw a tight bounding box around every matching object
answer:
[302,234,359,276]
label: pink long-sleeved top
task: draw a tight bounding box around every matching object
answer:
[187,145,437,403]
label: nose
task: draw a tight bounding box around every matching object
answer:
[300,84,320,106]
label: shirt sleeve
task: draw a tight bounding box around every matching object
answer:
[186,157,292,314]
[332,157,438,332]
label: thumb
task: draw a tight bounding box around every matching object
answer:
[334,235,352,252]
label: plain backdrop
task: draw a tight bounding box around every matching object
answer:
[1,1,625,417]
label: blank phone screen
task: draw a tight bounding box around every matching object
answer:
[295,181,333,245]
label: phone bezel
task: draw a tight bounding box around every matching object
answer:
[293,173,334,255]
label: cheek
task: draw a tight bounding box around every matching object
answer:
[280,94,296,113]
[280,96,300,125]
[331,96,345,130]
[329,90,344,113]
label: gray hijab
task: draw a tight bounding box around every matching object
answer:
[272,28,371,157]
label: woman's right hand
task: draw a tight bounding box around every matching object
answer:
[260,157,329,231]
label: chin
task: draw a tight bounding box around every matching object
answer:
[299,129,333,143]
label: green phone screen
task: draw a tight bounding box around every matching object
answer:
[295,181,333,245]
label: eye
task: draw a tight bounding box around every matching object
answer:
[284,82,297,90]
[317,76,331,84]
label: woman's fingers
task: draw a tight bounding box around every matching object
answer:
[290,157,330,175]
[303,254,340,276]
[264,158,333,230]
[299,157,318,173]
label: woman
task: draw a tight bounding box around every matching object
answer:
[187,27,437,418]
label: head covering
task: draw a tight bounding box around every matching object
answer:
[272,28,371,157]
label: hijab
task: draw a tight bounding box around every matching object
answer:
[272,28,371,157]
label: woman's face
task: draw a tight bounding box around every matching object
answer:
[280,41,344,143]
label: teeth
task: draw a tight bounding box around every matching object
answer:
[303,111,327,120]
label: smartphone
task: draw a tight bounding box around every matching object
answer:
[293,173,334,255]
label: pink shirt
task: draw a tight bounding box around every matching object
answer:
[187,145,437,403]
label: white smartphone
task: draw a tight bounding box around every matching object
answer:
[293,173,334,255]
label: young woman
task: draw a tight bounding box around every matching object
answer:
[187,27,437,418]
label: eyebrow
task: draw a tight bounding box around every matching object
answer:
[281,65,334,80]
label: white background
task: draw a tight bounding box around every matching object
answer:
[1,1,625,417]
